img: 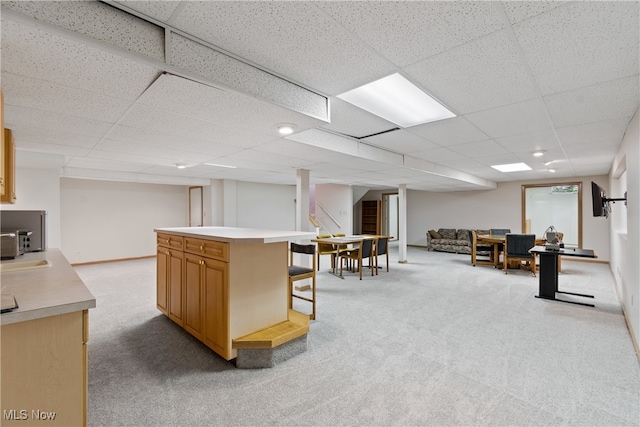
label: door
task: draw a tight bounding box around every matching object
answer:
[202,258,228,357]
[189,186,203,227]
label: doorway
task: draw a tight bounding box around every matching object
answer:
[189,186,203,227]
[382,193,398,240]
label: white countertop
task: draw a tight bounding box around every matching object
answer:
[154,226,316,243]
[0,249,96,325]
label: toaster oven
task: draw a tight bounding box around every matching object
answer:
[1,230,32,259]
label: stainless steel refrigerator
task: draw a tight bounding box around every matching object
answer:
[0,210,47,252]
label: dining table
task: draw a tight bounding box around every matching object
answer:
[476,234,546,270]
[311,235,383,278]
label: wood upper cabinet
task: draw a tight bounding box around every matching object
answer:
[1,128,16,204]
[1,89,5,198]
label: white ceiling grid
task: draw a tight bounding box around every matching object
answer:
[0,1,638,191]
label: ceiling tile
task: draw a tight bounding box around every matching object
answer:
[4,105,112,138]
[114,1,181,23]
[404,30,539,114]
[137,74,326,137]
[501,1,568,25]
[466,98,552,139]
[170,1,395,95]
[408,116,488,147]
[495,129,561,153]
[10,126,100,149]
[556,117,630,147]
[545,76,639,128]
[2,72,132,123]
[317,1,501,67]
[513,1,640,95]
[410,147,466,163]
[1,20,160,101]
[363,130,438,154]
[447,139,509,158]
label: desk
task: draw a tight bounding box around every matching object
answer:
[311,235,379,278]
[530,246,597,307]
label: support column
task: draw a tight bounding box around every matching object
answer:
[296,169,311,233]
[223,179,237,227]
[398,184,408,263]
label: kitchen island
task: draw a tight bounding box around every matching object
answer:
[1,249,96,427]
[154,227,315,361]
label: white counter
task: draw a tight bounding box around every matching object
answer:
[154,226,316,243]
[0,249,96,325]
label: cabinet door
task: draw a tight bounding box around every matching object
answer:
[202,258,229,357]
[1,128,15,203]
[156,247,169,315]
[167,249,184,325]
[184,253,204,339]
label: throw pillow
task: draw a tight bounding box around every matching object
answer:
[428,229,441,239]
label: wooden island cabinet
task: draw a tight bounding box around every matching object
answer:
[155,227,315,361]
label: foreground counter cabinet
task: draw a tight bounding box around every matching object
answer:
[1,250,96,426]
[155,227,315,360]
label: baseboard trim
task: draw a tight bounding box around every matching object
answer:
[71,254,155,267]
[610,266,640,362]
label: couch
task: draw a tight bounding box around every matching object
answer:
[426,228,474,254]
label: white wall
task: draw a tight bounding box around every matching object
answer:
[407,176,611,261]
[60,178,188,264]
[315,184,353,236]
[1,165,61,248]
[610,107,639,352]
[236,181,296,230]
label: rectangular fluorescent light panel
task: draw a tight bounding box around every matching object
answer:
[491,162,532,172]
[337,73,456,128]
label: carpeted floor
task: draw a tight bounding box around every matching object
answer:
[75,245,639,426]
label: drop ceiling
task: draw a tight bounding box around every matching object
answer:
[1,1,638,192]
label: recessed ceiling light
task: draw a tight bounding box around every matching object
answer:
[548,169,556,173]
[336,73,456,128]
[533,150,546,157]
[176,163,187,169]
[203,163,237,169]
[491,162,532,173]
[277,124,295,135]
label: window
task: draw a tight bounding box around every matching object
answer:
[522,182,582,248]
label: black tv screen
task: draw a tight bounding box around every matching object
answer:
[592,181,606,217]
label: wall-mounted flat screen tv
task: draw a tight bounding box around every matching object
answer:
[591,181,606,218]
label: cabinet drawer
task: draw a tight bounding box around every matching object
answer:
[157,233,184,250]
[185,238,229,262]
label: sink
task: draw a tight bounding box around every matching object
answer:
[0,259,52,272]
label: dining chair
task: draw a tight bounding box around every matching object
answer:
[315,234,337,271]
[503,234,537,276]
[288,242,317,320]
[339,238,374,280]
[469,230,494,266]
[374,236,389,274]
